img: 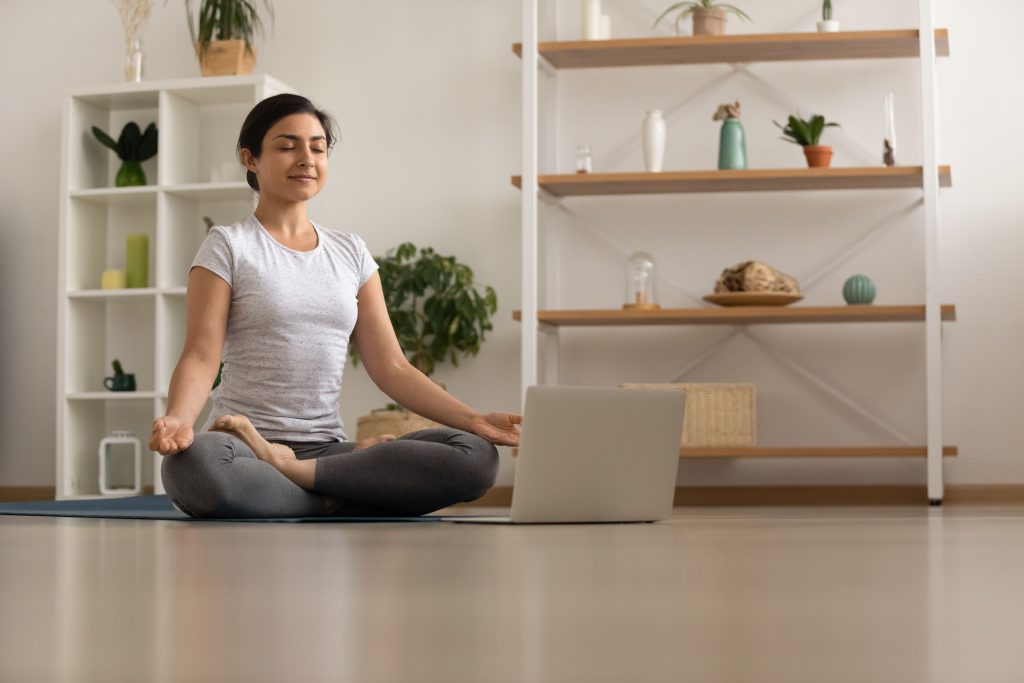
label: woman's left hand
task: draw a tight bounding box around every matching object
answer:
[468,412,522,447]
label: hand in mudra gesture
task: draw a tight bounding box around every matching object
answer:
[468,412,522,447]
[149,416,194,456]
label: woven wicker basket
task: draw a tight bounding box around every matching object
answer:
[355,409,443,441]
[620,383,756,447]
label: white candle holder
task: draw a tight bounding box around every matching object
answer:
[98,431,142,496]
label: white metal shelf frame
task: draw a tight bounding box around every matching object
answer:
[518,0,949,502]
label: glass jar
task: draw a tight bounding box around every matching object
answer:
[575,144,593,174]
[623,251,659,309]
[125,39,144,83]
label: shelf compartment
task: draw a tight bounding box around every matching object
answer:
[67,195,156,291]
[680,446,958,458]
[67,96,159,191]
[512,167,953,196]
[513,304,956,326]
[158,190,253,289]
[65,297,155,394]
[513,29,950,69]
[62,398,155,498]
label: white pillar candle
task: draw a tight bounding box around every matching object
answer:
[582,0,602,40]
[600,14,611,40]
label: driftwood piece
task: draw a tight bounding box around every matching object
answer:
[714,261,801,294]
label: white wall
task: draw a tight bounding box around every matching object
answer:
[0,0,1020,489]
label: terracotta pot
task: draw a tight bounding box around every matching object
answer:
[692,8,727,36]
[803,145,833,168]
[196,39,256,77]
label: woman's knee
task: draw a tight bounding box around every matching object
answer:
[449,431,500,499]
[160,431,241,517]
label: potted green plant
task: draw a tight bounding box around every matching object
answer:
[181,0,274,76]
[91,122,158,187]
[349,243,499,439]
[774,113,841,168]
[653,0,751,37]
[817,0,839,32]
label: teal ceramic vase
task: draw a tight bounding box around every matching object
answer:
[843,274,876,304]
[718,117,747,170]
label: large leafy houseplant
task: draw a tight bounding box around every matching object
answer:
[350,243,498,383]
[91,122,158,186]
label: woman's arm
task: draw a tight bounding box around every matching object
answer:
[350,273,520,446]
[150,267,230,455]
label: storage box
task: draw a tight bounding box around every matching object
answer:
[620,383,756,447]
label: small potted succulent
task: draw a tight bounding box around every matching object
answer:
[817,0,839,32]
[349,242,498,440]
[92,122,158,186]
[654,0,751,37]
[774,113,841,168]
[180,0,274,76]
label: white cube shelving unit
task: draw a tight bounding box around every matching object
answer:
[56,74,294,499]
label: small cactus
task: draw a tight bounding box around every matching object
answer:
[111,358,125,376]
[843,274,876,305]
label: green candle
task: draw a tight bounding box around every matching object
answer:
[126,233,148,288]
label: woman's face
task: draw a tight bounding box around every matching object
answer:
[241,113,328,201]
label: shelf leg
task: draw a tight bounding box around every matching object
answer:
[520,0,540,408]
[919,0,944,502]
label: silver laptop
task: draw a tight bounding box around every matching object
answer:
[453,385,687,524]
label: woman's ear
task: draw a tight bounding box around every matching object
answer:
[239,148,257,172]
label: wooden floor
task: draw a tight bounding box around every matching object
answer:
[2,505,1023,682]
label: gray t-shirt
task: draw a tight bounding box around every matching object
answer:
[189,214,378,442]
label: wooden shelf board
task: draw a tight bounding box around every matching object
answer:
[513,305,956,326]
[512,167,952,196]
[680,446,958,458]
[513,29,950,68]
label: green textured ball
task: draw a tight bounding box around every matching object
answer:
[843,274,876,304]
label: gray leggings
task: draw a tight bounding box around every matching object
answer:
[161,428,499,519]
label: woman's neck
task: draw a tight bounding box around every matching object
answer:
[253,199,312,238]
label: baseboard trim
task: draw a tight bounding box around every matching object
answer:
[461,485,1024,507]
[4,485,1023,506]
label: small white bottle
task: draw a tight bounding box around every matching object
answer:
[642,110,666,173]
[576,145,593,174]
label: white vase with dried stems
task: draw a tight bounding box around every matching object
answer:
[111,0,153,82]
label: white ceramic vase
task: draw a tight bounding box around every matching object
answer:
[642,110,666,173]
[817,20,840,32]
[582,0,602,40]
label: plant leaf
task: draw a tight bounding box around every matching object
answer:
[119,122,142,161]
[91,127,120,155]
[137,123,158,162]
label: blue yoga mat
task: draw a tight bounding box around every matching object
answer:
[0,495,478,523]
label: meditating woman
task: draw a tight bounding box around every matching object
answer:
[150,93,520,518]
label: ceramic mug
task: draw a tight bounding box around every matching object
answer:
[104,373,136,392]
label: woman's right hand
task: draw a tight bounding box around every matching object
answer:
[149,416,194,456]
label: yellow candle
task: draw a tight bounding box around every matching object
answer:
[101,269,127,290]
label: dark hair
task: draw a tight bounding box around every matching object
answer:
[236,93,339,192]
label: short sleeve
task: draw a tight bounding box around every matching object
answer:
[352,234,379,288]
[190,227,233,287]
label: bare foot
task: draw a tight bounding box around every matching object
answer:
[210,415,296,467]
[353,434,397,452]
